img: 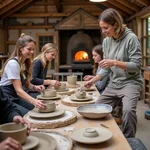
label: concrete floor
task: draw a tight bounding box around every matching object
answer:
[136,100,150,150]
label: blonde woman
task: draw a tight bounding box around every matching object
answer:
[0,33,46,116]
[31,43,60,87]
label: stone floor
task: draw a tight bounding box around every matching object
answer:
[136,99,150,150]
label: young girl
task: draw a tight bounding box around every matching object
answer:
[83,45,109,94]
[31,43,60,87]
[0,33,46,116]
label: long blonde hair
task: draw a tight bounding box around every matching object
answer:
[34,43,57,69]
[1,33,36,79]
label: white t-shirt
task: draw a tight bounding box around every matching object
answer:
[0,59,20,86]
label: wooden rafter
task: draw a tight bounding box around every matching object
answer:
[53,0,62,12]
[10,12,102,18]
[1,0,33,19]
[0,0,24,15]
[106,0,135,15]
[0,0,13,9]
[116,0,141,12]
[97,2,129,17]
[136,0,150,6]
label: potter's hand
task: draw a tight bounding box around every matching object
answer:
[13,116,30,136]
[99,59,114,68]
[34,100,46,110]
[33,85,45,92]
[84,80,94,88]
[51,80,61,87]
[0,137,22,150]
[83,75,94,81]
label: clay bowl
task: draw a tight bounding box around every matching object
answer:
[41,89,56,98]
[38,101,56,113]
[77,104,112,119]
[0,123,27,144]
[67,75,77,85]
[55,83,66,91]
[83,128,99,138]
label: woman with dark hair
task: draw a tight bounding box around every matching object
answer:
[84,8,143,138]
[0,33,46,116]
[83,45,109,94]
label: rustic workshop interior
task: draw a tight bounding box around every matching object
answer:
[0,0,150,150]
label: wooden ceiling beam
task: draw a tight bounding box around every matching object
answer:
[106,0,135,15]
[0,0,24,15]
[96,2,129,18]
[116,0,141,12]
[1,0,33,19]
[10,12,101,18]
[0,0,14,9]
[136,0,150,6]
[53,0,62,12]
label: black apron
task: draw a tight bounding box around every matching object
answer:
[0,58,34,116]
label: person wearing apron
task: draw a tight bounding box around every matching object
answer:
[31,43,60,88]
[0,33,46,116]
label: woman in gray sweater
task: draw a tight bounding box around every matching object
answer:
[85,8,143,138]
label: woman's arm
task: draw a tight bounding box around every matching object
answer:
[84,75,102,88]
[12,79,46,109]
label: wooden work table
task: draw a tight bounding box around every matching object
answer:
[34,82,131,150]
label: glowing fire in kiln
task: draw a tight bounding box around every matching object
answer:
[74,51,89,61]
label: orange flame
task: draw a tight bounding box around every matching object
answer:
[74,51,89,61]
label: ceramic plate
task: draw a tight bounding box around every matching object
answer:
[37,94,61,100]
[77,104,112,119]
[56,88,69,92]
[71,127,112,144]
[29,132,56,150]
[70,94,92,101]
[28,108,65,119]
[23,136,39,150]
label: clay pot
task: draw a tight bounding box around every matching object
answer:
[0,123,27,144]
[75,89,86,99]
[38,101,56,113]
[55,83,66,91]
[41,89,56,97]
[67,75,77,85]
[83,128,99,137]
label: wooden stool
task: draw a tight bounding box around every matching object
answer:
[143,71,150,107]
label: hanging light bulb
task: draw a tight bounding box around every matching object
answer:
[89,0,107,2]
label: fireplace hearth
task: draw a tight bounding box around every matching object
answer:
[67,31,94,69]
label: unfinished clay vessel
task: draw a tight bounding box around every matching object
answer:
[75,89,86,99]
[0,123,27,144]
[41,89,56,97]
[83,128,99,137]
[38,101,56,113]
[55,83,66,91]
[67,75,77,85]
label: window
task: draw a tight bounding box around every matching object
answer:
[142,17,150,67]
